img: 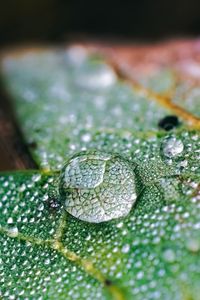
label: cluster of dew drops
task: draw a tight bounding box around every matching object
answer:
[56,133,200,298]
[58,128,200,223]
[1,47,200,299]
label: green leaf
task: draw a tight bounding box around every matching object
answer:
[0,45,200,299]
[1,49,173,170]
[0,172,106,300]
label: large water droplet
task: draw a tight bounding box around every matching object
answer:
[161,137,184,158]
[59,150,137,223]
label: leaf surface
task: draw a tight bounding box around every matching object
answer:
[0,41,200,300]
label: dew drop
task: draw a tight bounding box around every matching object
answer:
[7,217,14,224]
[178,159,188,169]
[32,174,41,182]
[162,248,176,262]
[121,244,130,253]
[76,65,116,90]
[81,133,91,143]
[59,150,137,223]
[116,221,123,228]
[7,226,19,238]
[18,184,26,192]
[65,46,88,66]
[161,137,184,158]
[186,238,200,253]
[44,258,50,265]
[38,203,44,211]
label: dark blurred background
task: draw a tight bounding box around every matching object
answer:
[1,0,200,46]
[1,0,200,170]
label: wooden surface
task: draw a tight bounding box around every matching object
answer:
[0,87,36,171]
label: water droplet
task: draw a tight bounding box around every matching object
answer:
[162,248,176,262]
[18,184,26,192]
[7,217,13,224]
[161,137,184,158]
[186,238,200,253]
[7,226,18,238]
[116,222,123,228]
[59,150,137,223]
[32,174,41,182]
[65,46,88,66]
[178,159,188,169]
[38,203,44,211]
[121,244,130,253]
[44,258,50,265]
[81,133,91,143]
[77,65,116,90]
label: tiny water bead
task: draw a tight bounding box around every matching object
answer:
[161,137,184,158]
[59,150,137,223]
